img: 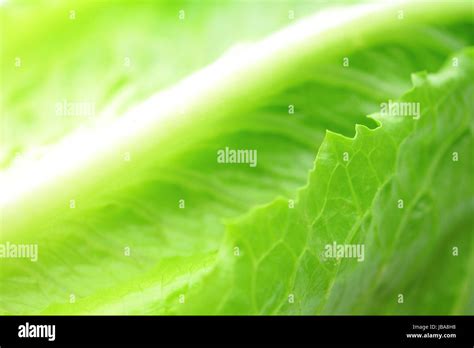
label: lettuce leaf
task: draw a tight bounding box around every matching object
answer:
[0,0,472,315]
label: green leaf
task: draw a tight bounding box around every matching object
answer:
[171,48,474,315]
[0,0,473,315]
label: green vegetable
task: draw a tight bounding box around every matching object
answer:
[0,0,472,315]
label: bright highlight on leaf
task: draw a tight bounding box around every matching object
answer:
[0,0,473,315]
